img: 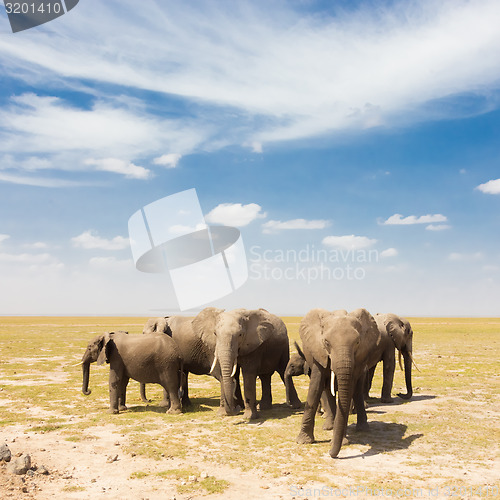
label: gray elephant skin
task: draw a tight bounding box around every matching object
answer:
[203,307,301,419]
[81,331,183,415]
[142,308,244,412]
[296,308,381,458]
[365,313,416,402]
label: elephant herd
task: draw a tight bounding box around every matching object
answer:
[80,307,417,458]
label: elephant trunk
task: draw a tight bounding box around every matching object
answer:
[218,347,239,415]
[82,360,91,395]
[398,350,413,400]
[330,360,353,458]
[284,369,301,409]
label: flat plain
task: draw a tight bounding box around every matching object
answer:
[0,316,499,499]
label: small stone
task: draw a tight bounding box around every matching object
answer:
[114,441,120,446]
[62,474,73,479]
[107,455,118,463]
[200,472,209,479]
[0,443,11,462]
[26,470,35,477]
[188,475,197,482]
[9,454,31,475]
[38,465,49,475]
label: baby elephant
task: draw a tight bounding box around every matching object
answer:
[81,331,183,414]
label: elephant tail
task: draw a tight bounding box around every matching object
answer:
[178,359,185,402]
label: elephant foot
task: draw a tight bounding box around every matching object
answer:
[296,431,314,445]
[381,396,394,403]
[397,392,412,400]
[182,397,192,408]
[118,405,128,412]
[258,400,272,411]
[158,400,171,408]
[243,408,258,420]
[356,421,370,432]
[322,420,333,431]
[288,399,303,409]
[108,408,119,414]
[167,407,182,415]
[218,405,241,417]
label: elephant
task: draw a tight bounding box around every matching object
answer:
[81,331,183,414]
[141,310,244,412]
[364,313,418,402]
[296,308,381,458]
[204,307,301,419]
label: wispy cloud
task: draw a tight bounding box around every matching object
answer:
[322,235,377,250]
[262,218,330,234]
[426,224,451,231]
[71,231,129,250]
[84,158,151,180]
[153,153,182,168]
[0,1,499,151]
[380,248,398,258]
[476,178,500,194]
[382,213,448,225]
[448,252,483,262]
[0,234,10,244]
[205,203,266,227]
[0,172,84,188]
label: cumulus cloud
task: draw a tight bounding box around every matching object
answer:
[153,153,182,168]
[71,231,129,250]
[382,213,448,225]
[448,252,483,262]
[476,178,500,194]
[322,235,377,250]
[205,203,266,227]
[262,219,330,234]
[84,158,151,180]
[380,248,398,258]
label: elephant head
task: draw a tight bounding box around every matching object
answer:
[81,332,118,395]
[300,308,379,457]
[210,308,275,415]
[379,313,417,400]
[143,317,169,335]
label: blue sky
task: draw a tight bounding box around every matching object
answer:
[0,0,499,315]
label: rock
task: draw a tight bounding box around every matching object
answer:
[188,475,197,482]
[0,443,11,462]
[107,454,118,463]
[37,465,49,475]
[9,454,31,475]
[200,472,209,479]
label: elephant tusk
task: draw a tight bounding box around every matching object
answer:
[409,352,421,372]
[231,362,237,378]
[71,361,83,367]
[330,370,335,395]
[209,354,218,374]
[398,350,404,371]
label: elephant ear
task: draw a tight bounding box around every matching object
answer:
[384,314,407,351]
[350,308,381,355]
[96,332,113,365]
[299,309,330,369]
[192,307,223,350]
[240,309,274,355]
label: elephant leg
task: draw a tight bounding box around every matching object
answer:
[163,369,182,415]
[365,365,376,400]
[297,364,325,444]
[181,371,192,408]
[381,350,395,403]
[321,381,336,431]
[258,374,272,410]
[140,383,151,403]
[233,366,244,408]
[108,368,121,414]
[118,376,129,412]
[158,388,171,408]
[354,376,369,432]
[242,371,258,420]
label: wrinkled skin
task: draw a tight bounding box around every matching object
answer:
[206,308,301,420]
[142,309,244,412]
[81,331,183,415]
[296,308,380,458]
[364,313,415,403]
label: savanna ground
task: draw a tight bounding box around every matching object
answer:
[0,317,499,499]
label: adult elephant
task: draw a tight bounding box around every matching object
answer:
[206,307,301,419]
[364,313,418,402]
[141,309,244,412]
[81,331,183,414]
[296,308,381,458]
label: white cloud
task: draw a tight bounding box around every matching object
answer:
[251,142,263,153]
[0,252,62,266]
[168,223,206,236]
[0,234,10,244]
[0,172,83,188]
[71,231,129,250]
[380,248,398,258]
[24,242,49,249]
[205,203,266,227]
[426,224,451,231]
[153,153,182,168]
[382,213,448,225]
[322,235,377,250]
[476,178,500,194]
[262,219,330,234]
[448,252,483,262]
[84,158,151,180]
[89,257,133,270]
[0,1,499,148]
